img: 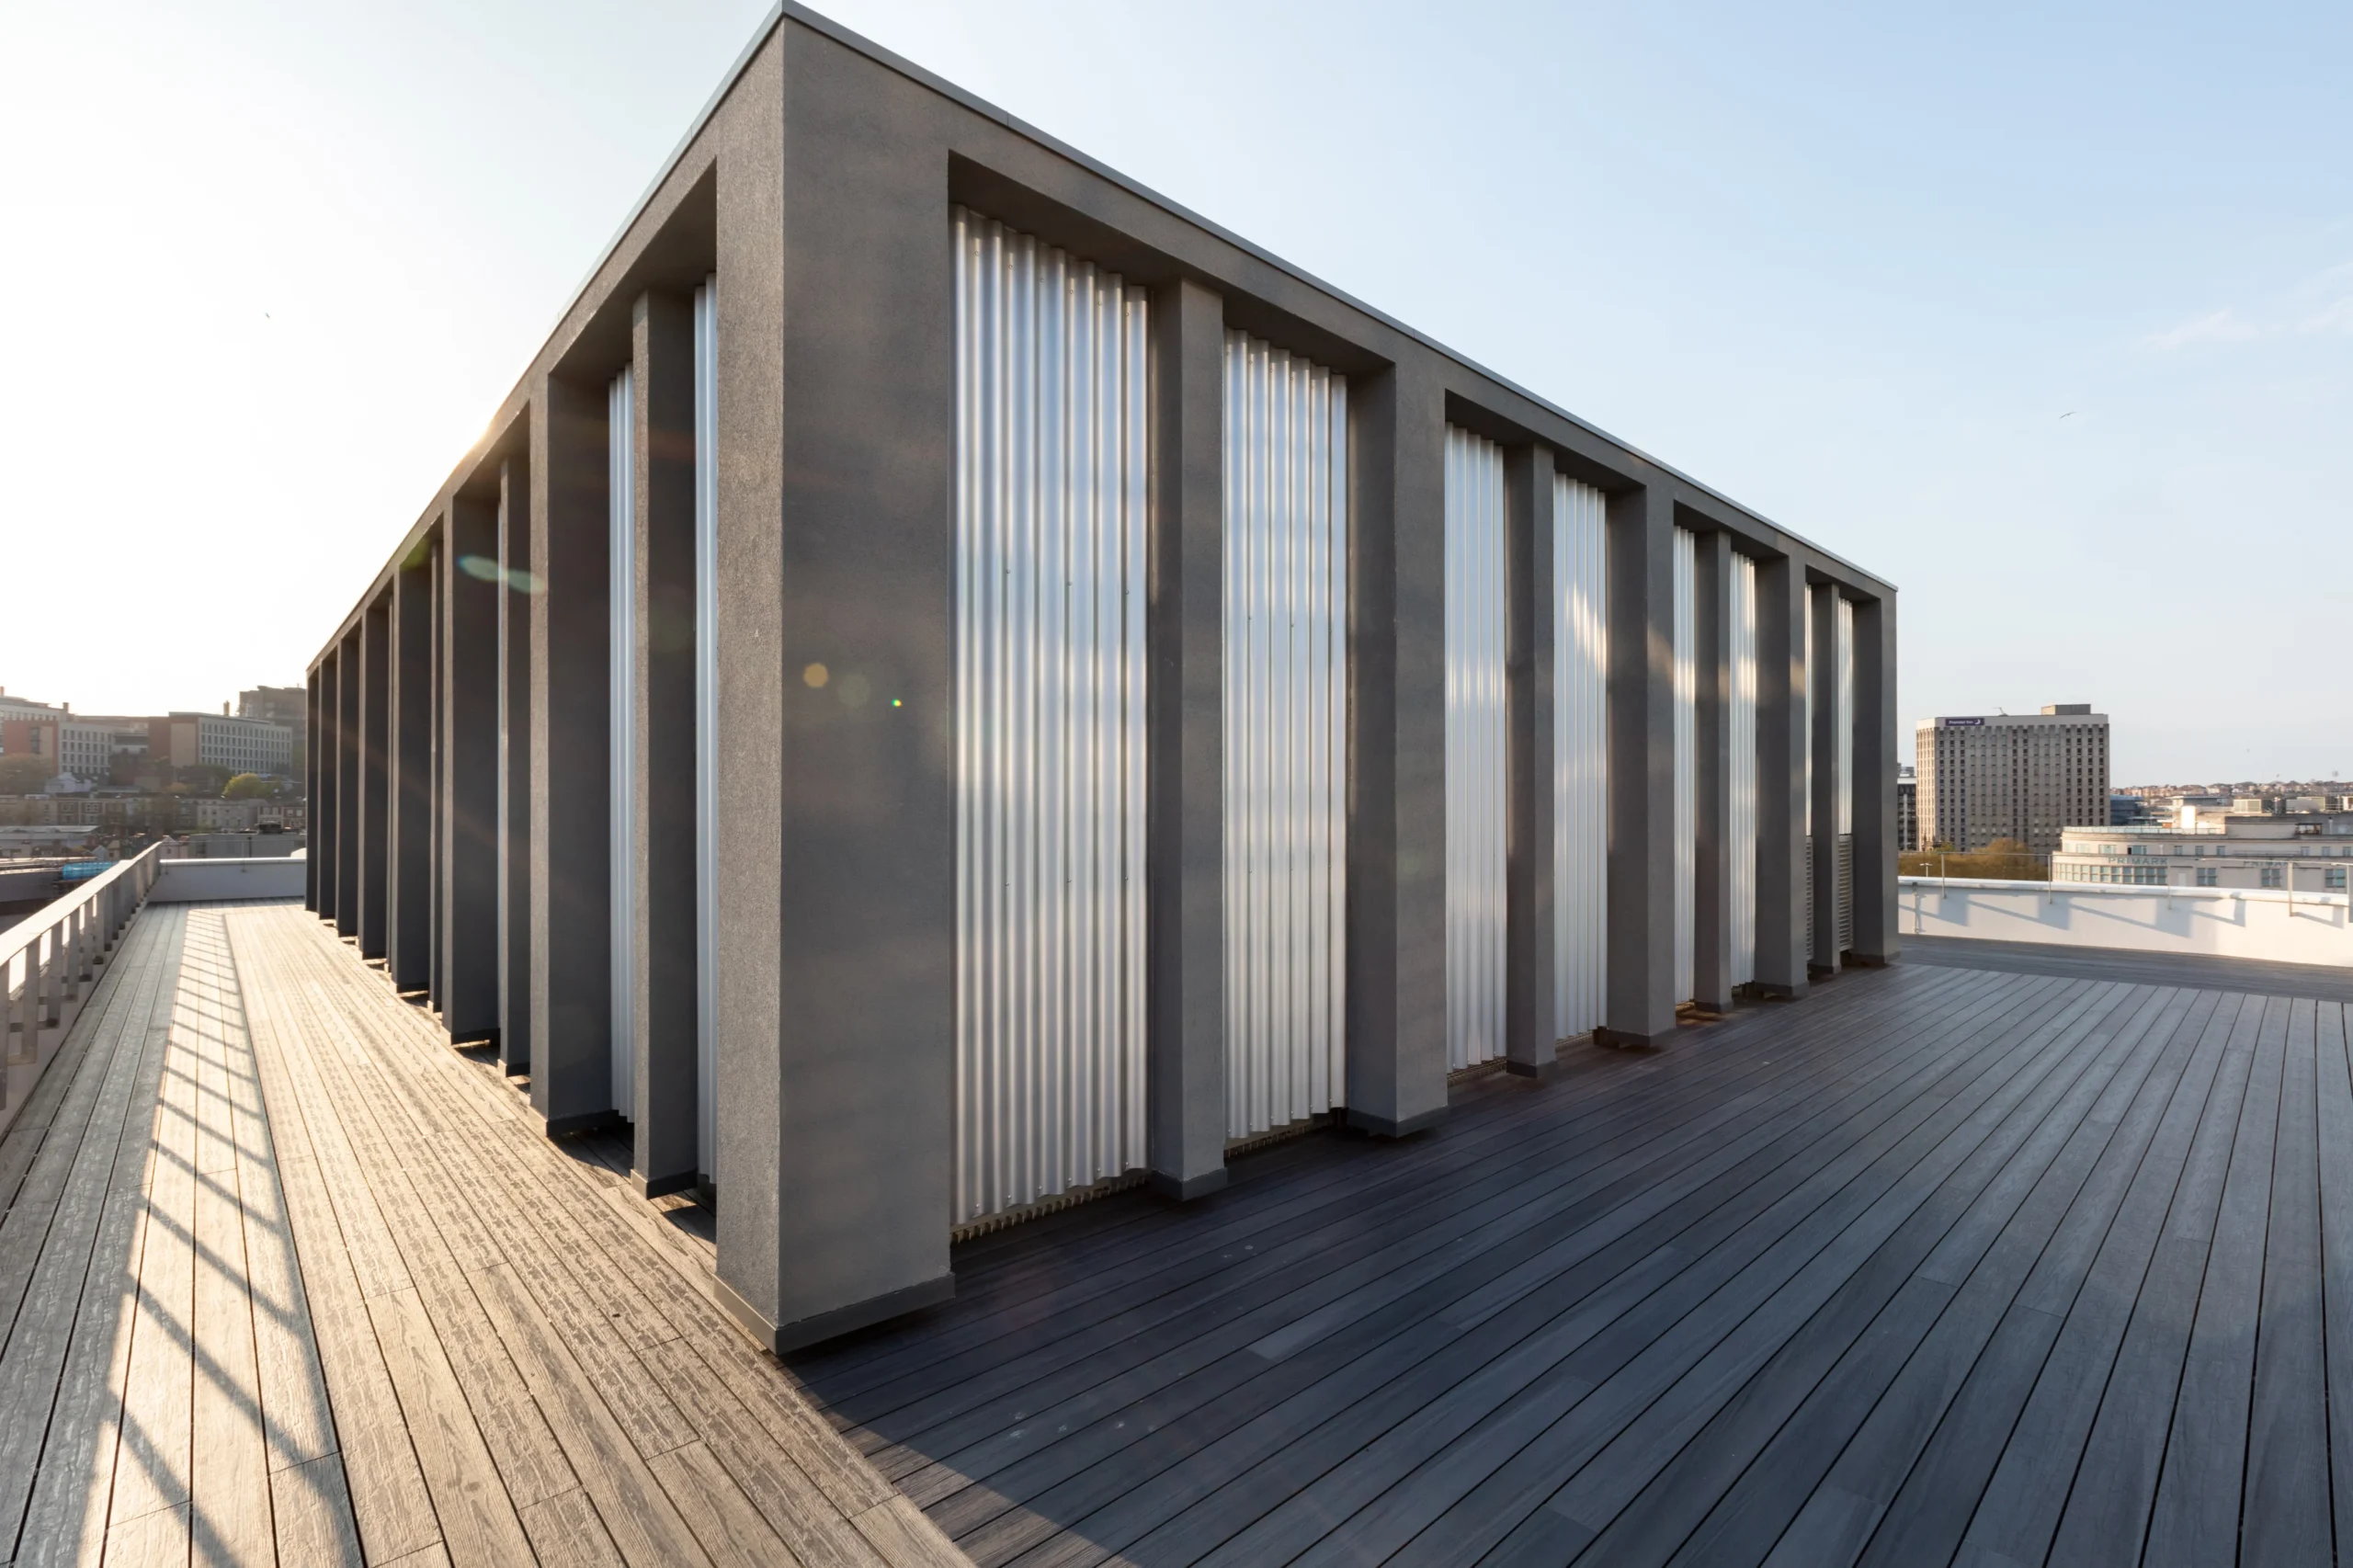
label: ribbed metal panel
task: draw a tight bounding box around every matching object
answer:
[608,365,635,1117]
[1803,603,1815,951]
[1673,526,1697,1005]
[692,276,717,1182]
[1552,475,1608,1041]
[951,209,1150,1221]
[1836,594,1855,952]
[1836,596,1855,836]
[1224,330,1347,1136]
[1729,554,1758,988]
[1443,428,1507,1070]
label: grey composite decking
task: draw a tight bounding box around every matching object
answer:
[791,958,2353,1568]
[1904,931,2353,1005]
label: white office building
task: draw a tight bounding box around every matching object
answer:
[2054,812,2353,892]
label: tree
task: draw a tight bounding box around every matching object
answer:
[0,754,57,795]
[223,773,276,801]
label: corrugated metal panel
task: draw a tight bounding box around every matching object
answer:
[951,209,1150,1221]
[1224,330,1347,1136]
[1836,595,1855,952]
[1729,554,1758,988]
[1803,600,1815,951]
[1552,475,1608,1040]
[1673,526,1697,1005]
[608,365,635,1117]
[693,275,717,1182]
[1836,597,1855,836]
[1444,428,1507,1071]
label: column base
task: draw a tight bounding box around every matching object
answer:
[715,1270,955,1355]
[1847,951,1893,968]
[1594,1025,1675,1051]
[540,1107,624,1137]
[633,1168,698,1200]
[1749,981,1807,1000]
[1346,1105,1449,1140]
[1692,996,1737,1017]
[1504,1056,1563,1083]
[1150,1167,1230,1201]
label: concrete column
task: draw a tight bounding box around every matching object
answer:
[1505,443,1558,1079]
[497,457,534,1074]
[442,491,501,1040]
[1345,363,1449,1136]
[1850,592,1899,963]
[1692,528,1735,1013]
[1810,583,1842,975]
[1601,483,1678,1046]
[714,37,955,1351]
[1146,278,1228,1199]
[390,546,434,991]
[335,633,360,937]
[1754,555,1808,996]
[529,376,615,1131]
[626,290,700,1197]
[306,665,327,915]
[358,597,391,960]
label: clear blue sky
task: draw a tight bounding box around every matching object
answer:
[3,0,2344,782]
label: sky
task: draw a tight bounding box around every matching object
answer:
[1,0,2345,783]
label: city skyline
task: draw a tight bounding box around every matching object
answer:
[4,0,2347,778]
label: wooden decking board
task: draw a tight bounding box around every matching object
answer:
[2239,997,2331,1564]
[214,904,954,1566]
[2041,993,2260,1567]
[0,912,177,1557]
[17,903,2351,1567]
[1609,985,2203,1568]
[983,976,2118,1568]
[1858,991,2236,1568]
[904,966,2080,1551]
[2318,1003,2353,1564]
[1100,980,2135,1568]
[1343,981,2154,1568]
[1906,932,2353,1005]
[2141,994,2286,1566]
[931,966,1946,1307]
[830,966,1988,1399]
[834,967,2037,1453]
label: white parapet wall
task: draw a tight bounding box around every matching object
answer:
[150,857,307,903]
[1903,876,2353,969]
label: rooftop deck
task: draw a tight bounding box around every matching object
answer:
[6,901,2348,1566]
[797,954,2353,1568]
[0,902,961,1567]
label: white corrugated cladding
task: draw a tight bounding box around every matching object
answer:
[1729,554,1759,988]
[1552,475,1608,1040]
[950,209,1150,1221]
[692,275,718,1183]
[608,365,636,1117]
[1224,330,1348,1137]
[1836,595,1855,951]
[1803,596,1815,946]
[1444,427,1507,1071]
[1673,526,1697,1004]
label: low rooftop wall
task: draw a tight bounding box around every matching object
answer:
[1902,876,2353,969]
[149,857,306,903]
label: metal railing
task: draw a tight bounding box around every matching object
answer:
[2,842,165,1118]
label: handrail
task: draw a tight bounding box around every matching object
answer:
[2,842,167,1111]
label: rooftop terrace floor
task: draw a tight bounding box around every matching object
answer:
[9,901,2348,1565]
[795,954,2353,1568]
[0,902,961,1567]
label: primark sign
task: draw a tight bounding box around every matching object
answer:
[1939,716,1986,727]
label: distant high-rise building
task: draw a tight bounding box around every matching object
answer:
[1915,703,2109,857]
[239,685,308,772]
[1897,765,1918,852]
